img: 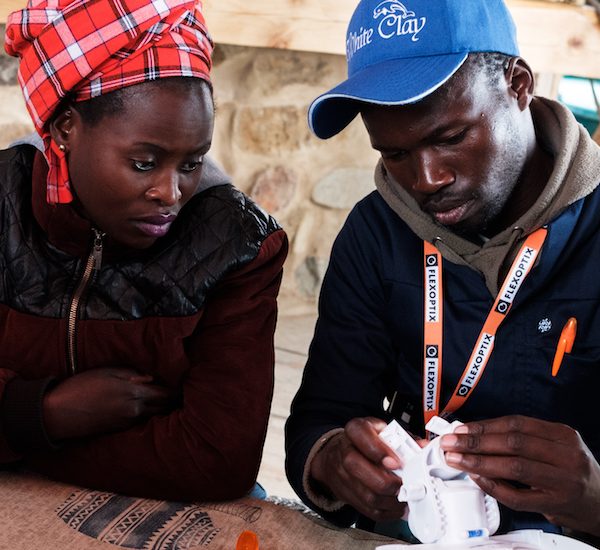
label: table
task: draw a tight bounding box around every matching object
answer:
[0,471,401,549]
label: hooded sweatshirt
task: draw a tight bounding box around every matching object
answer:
[375,98,600,293]
[286,98,600,523]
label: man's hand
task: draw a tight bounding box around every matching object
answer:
[310,417,407,521]
[43,368,178,441]
[440,415,600,537]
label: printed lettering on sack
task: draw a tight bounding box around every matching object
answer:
[347,1,427,61]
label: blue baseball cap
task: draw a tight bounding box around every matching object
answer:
[309,0,520,139]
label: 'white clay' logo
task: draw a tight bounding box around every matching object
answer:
[347,1,427,61]
[374,1,426,41]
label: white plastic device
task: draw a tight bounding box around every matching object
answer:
[376,416,597,550]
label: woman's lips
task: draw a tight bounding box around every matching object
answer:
[428,199,474,226]
[132,215,176,238]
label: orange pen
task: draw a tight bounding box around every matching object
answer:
[551,317,577,377]
[236,530,259,550]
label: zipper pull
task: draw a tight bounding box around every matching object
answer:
[92,228,105,271]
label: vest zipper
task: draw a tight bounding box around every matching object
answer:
[67,228,104,375]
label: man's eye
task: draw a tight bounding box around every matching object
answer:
[132,160,155,172]
[441,129,467,145]
[181,160,203,173]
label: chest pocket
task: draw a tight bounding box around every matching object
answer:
[520,300,600,459]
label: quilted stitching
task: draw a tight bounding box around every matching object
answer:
[0,146,280,321]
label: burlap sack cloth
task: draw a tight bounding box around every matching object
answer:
[0,471,402,549]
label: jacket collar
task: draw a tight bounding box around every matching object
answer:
[31,150,138,261]
[32,149,93,258]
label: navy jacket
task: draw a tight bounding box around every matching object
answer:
[286,185,600,530]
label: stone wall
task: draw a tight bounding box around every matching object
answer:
[0,33,380,314]
[210,45,379,313]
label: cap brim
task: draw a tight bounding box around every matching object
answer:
[309,53,468,139]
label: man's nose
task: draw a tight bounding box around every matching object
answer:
[411,151,454,194]
[145,172,182,205]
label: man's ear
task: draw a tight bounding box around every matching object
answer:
[506,57,535,111]
[48,106,77,150]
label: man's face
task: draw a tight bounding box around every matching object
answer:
[62,81,214,249]
[361,63,530,238]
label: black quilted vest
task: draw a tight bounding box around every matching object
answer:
[0,144,281,321]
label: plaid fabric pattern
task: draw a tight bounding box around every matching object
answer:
[5,0,213,204]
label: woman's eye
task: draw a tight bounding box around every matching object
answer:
[382,150,408,161]
[132,160,155,172]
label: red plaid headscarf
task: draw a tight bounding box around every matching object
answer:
[5,0,213,204]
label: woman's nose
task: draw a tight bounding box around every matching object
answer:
[145,172,182,205]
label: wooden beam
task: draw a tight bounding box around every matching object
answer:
[1,0,599,77]
[205,0,600,78]
[1,0,21,22]
[511,0,600,78]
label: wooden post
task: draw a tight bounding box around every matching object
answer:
[535,73,563,99]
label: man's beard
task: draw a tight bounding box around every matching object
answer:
[450,134,528,241]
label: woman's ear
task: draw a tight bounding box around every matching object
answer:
[506,57,535,111]
[48,106,76,150]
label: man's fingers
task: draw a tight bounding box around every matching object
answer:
[341,448,402,497]
[470,476,557,515]
[458,415,577,445]
[445,452,565,488]
[441,431,572,466]
[441,419,586,474]
[363,417,390,432]
[317,422,407,522]
[337,477,406,521]
[345,417,401,468]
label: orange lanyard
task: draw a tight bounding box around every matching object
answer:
[422,228,548,425]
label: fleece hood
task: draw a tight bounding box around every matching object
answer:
[375,97,600,294]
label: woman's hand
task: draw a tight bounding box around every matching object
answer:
[440,415,600,537]
[310,417,407,521]
[43,368,178,441]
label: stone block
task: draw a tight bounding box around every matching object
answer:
[252,49,335,90]
[0,56,18,86]
[312,168,375,209]
[250,165,297,215]
[294,256,329,299]
[0,86,33,148]
[234,105,311,154]
[0,123,36,149]
[290,209,318,257]
[0,25,19,86]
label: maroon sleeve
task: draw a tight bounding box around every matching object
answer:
[27,229,288,501]
[1,375,57,458]
[0,369,21,462]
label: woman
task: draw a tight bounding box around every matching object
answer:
[0,0,287,501]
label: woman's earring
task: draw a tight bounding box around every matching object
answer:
[58,144,66,152]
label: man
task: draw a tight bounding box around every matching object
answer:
[285,0,600,542]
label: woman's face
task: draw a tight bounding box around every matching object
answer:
[55,80,214,249]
